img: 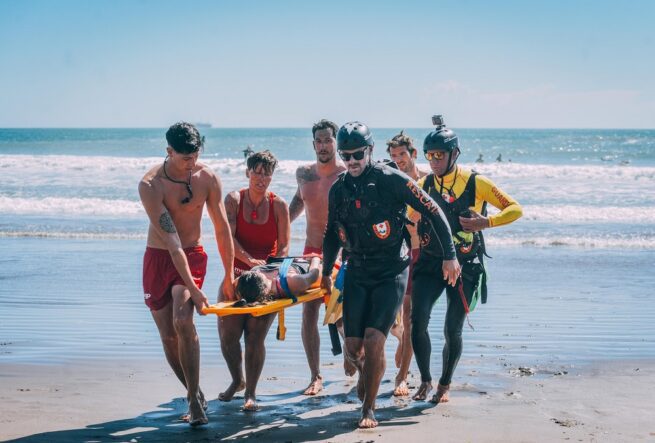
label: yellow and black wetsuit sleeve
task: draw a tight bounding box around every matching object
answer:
[474,175,522,227]
[385,169,456,260]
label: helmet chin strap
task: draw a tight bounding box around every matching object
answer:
[437,148,459,178]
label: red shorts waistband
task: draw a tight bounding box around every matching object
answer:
[145,245,204,256]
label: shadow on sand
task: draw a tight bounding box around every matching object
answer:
[6,383,436,442]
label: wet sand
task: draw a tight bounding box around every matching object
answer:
[1,358,653,442]
[2,242,654,441]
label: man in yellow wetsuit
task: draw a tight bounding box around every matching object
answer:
[410,115,523,404]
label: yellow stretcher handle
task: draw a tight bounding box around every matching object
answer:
[276,310,286,340]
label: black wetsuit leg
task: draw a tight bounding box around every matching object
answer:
[343,269,368,338]
[410,258,446,383]
[411,256,467,385]
[343,266,408,338]
[439,284,466,386]
[366,266,407,335]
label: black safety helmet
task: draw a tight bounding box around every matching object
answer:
[423,115,459,153]
[423,115,460,177]
[337,121,374,151]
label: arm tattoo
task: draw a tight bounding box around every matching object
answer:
[159,211,177,233]
[297,166,320,184]
[289,192,304,221]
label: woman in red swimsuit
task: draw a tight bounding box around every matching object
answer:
[218,150,290,412]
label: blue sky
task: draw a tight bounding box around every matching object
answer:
[1,0,653,128]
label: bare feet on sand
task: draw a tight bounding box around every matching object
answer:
[358,408,378,428]
[188,398,208,427]
[218,380,245,402]
[393,378,409,397]
[430,383,450,404]
[241,396,260,412]
[199,389,208,410]
[357,374,366,401]
[181,390,209,422]
[303,375,324,395]
[412,381,433,400]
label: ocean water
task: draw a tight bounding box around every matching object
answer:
[1,128,654,377]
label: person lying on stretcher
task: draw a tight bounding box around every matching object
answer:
[234,255,321,304]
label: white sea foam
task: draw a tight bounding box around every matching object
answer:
[1,194,652,224]
[507,205,655,223]
[1,230,652,249]
[485,234,655,250]
[0,196,144,217]
[0,231,146,239]
[2,154,655,181]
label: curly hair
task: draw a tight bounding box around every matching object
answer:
[246,150,278,175]
[312,119,339,139]
[165,122,205,154]
[386,130,416,155]
[235,271,269,303]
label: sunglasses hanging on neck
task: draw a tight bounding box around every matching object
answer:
[163,157,193,204]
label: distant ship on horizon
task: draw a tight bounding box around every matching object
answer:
[195,122,212,128]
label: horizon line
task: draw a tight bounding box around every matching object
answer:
[1,126,654,131]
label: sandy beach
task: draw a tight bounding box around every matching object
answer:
[2,357,653,442]
[1,240,654,442]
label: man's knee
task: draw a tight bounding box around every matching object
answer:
[411,310,430,332]
[173,312,195,335]
[159,333,178,349]
[363,328,386,351]
[443,325,463,343]
[345,339,364,361]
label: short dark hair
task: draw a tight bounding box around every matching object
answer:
[236,271,268,303]
[246,150,278,175]
[386,130,415,155]
[312,119,339,139]
[166,122,205,154]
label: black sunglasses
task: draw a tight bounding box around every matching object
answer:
[339,148,368,161]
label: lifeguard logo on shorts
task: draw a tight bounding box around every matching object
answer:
[144,293,151,300]
[373,221,391,239]
[420,232,431,247]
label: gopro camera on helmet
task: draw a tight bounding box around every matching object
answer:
[432,115,445,128]
[423,115,459,153]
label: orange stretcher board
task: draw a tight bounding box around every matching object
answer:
[202,287,325,317]
[201,263,338,340]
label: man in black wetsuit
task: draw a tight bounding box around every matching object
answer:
[410,115,522,404]
[320,121,460,429]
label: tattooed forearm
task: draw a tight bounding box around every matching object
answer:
[159,211,177,233]
[289,192,304,221]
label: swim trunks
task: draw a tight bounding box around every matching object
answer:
[343,266,408,338]
[303,245,322,256]
[405,248,420,295]
[142,246,207,311]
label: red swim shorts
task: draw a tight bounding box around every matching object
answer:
[303,245,322,256]
[142,246,208,311]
